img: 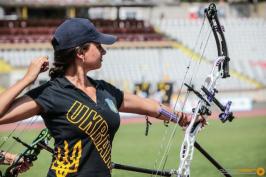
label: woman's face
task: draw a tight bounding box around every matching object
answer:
[83,42,106,71]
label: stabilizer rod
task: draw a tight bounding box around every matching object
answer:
[112,162,172,176]
[194,141,232,177]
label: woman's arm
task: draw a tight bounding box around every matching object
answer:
[0,57,49,124]
[119,92,190,126]
[0,78,34,118]
[0,96,41,124]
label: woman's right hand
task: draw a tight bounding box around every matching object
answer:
[15,158,33,174]
[23,56,49,83]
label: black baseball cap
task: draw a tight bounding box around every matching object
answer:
[52,18,117,51]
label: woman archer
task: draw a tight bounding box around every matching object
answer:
[0,18,198,177]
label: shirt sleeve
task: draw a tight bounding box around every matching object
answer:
[100,80,124,109]
[25,82,55,114]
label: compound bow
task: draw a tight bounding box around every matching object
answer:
[112,3,234,177]
[176,3,234,176]
[1,128,52,177]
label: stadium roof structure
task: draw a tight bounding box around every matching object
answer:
[0,0,158,8]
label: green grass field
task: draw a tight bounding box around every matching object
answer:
[0,116,266,177]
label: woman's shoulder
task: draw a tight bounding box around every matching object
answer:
[91,78,123,94]
[25,80,53,97]
[26,77,65,95]
[25,77,72,102]
[36,77,66,89]
[89,77,113,90]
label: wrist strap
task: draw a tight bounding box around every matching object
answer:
[158,107,180,123]
[156,104,163,118]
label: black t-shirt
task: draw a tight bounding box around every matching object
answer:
[26,77,123,177]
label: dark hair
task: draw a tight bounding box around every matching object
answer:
[49,43,91,79]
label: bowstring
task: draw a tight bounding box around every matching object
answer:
[187,27,212,87]
[2,116,39,153]
[0,121,23,149]
[160,20,213,176]
[158,19,213,175]
[152,15,209,176]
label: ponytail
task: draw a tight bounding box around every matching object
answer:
[49,48,75,79]
[49,43,91,79]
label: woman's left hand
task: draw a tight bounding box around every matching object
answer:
[177,112,207,128]
[176,112,191,127]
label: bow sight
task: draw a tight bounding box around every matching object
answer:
[185,83,234,123]
[201,86,234,122]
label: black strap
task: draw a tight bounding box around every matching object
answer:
[145,116,152,136]
[0,151,5,164]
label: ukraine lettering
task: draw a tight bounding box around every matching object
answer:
[66,100,112,169]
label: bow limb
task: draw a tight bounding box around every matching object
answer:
[205,3,230,78]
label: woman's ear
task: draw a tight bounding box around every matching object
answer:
[76,51,85,62]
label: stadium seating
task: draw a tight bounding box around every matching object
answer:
[0,18,265,91]
[0,47,254,91]
[0,19,165,43]
[0,49,53,68]
[89,48,262,91]
[153,18,266,85]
